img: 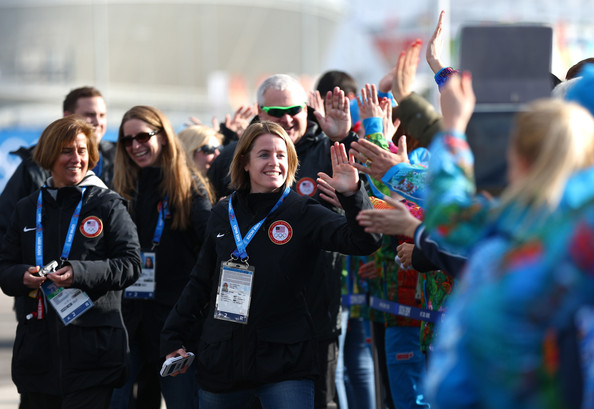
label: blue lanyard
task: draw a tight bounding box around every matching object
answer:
[92,153,103,178]
[228,187,290,261]
[35,187,87,266]
[152,195,169,249]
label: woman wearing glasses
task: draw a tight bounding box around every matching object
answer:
[110,106,213,409]
[178,125,224,175]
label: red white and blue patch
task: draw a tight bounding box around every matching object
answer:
[296,177,317,197]
[80,216,103,238]
[268,220,293,245]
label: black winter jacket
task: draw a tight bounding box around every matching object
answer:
[161,186,381,392]
[122,167,212,361]
[0,140,116,240]
[0,173,141,395]
[207,121,358,339]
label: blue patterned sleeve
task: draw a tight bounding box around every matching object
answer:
[422,130,492,254]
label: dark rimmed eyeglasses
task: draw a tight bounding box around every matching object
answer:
[260,104,306,118]
[121,129,161,147]
[199,145,223,155]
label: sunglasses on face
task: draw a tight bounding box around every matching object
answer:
[199,145,223,155]
[260,104,306,118]
[121,129,161,147]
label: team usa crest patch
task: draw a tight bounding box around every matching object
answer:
[296,177,317,197]
[80,216,103,238]
[268,220,293,245]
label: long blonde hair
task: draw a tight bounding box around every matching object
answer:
[498,99,594,212]
[113,106,213,230]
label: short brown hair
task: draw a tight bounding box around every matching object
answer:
[63,86,103,114]
[229,121,299,192]
[33,115,99,170]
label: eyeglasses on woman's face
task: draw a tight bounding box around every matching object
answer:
[121,129,161,147]
[199,144,223,155]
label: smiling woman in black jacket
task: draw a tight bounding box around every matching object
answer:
[111,105,213,409]
[161,121,381,409]
[0,115,142,409]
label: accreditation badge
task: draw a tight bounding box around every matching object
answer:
[213,261,255,324]
[40,281,93,325]
[124,251,156,299]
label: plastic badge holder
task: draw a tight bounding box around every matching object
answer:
[160,352,195,377]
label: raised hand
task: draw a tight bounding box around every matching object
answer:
[381,98,398,142]
[313,87,352,142]
[427,10,447,74]
[350,136,408,181]
[440,72,475,133]
[184,116,202,127]
[225,105,255,138]
[317,142,358,195]
[392,40,422,103]
[357,84,385,121]
[183,116,221,132]
[309,90,325,118]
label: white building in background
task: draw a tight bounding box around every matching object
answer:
[0,0,593,190]
[1,0,591,129]
[0,0,348,129]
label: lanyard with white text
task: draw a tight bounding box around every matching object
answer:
[35,187,87,266]
[228,187,290,261]
[152,195,169,250]
[35,187,93,325]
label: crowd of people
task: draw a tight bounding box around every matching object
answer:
[0,9,594,409]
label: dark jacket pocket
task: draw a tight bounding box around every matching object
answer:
[255,318,315,382]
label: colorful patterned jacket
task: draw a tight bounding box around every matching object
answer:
[423,130,594,409]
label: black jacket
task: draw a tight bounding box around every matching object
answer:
[161,186,381,392]
[0,140,116,240]
[413,224,466,278]
[0,173,141,395]
[207,121,358,339]
[122,167,212,361]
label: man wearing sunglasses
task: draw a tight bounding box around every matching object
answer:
[0,86,115,241]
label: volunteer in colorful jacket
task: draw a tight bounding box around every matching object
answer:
[0,115,142,409]
[161,121,381,409]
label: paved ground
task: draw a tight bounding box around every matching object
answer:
[0,292,19,408]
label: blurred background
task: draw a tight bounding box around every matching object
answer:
[1,0,593,191]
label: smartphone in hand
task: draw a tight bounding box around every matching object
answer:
[160,352,195,377]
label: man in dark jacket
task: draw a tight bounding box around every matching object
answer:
[208,73,357,408]
[0,86,115,240]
